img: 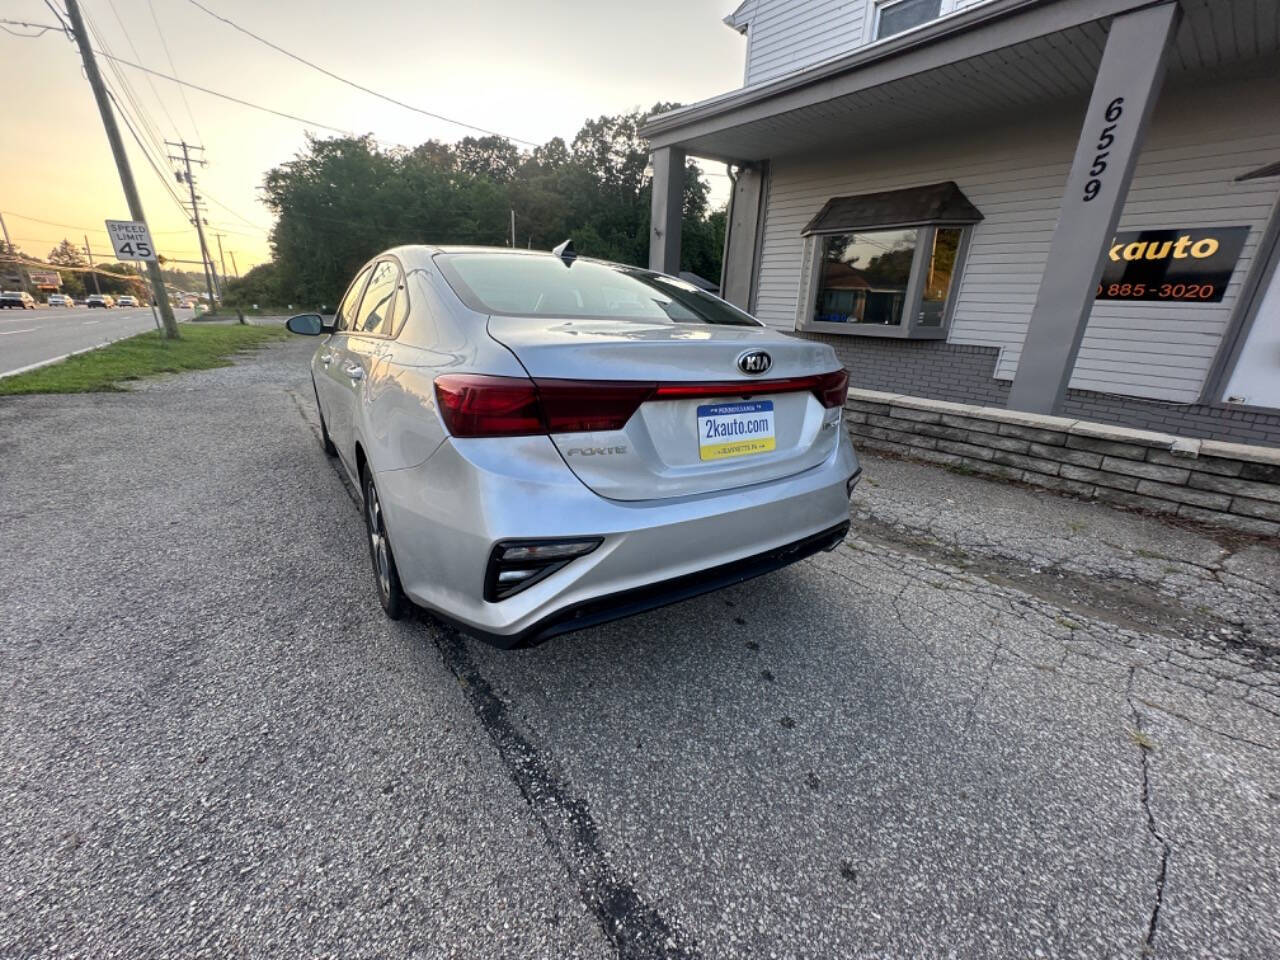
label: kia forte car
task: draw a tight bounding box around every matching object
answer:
[287,244,859,647]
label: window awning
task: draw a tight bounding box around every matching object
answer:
[1236,159,1280,181]
[801,181,984,235]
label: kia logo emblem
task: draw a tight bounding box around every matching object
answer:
[737,350,772,375]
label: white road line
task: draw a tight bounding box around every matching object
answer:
[83,320,100,325]
[0,327,39,336]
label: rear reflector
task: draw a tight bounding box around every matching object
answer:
[434,369,850,438]
[485,537,603,601]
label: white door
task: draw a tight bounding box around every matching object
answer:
[1223,258,1280,409]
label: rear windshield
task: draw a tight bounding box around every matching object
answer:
[435,253,761,327]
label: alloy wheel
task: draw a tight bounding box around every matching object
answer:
[366,484,391,599]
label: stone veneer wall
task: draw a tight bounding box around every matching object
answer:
[797,333,1280,449]
[845,389,1280,538]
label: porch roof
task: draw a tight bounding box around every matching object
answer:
[640,0,1279,164]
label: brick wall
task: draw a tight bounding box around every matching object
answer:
[845,389,1280,538]
[799,332,1280,448]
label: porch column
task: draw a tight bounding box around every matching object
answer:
[1007,1,1182,414]
[648,146,685,274]
[721,162,768,311]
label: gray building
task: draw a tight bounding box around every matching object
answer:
[642,0,1280,447]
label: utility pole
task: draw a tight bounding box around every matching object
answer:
[229,250,240,279]
[215,233,229,285]
[166,140,219,307]
[0,213,34,296]
[0,213,26,295]
[83,235,101,295]
[63,0,178,338]
[510,210,516,248]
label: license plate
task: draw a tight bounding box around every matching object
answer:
[697,400,776,461]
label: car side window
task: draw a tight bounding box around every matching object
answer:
[355,260,399,336]
[389,274,410,337]
[335,265,374,333]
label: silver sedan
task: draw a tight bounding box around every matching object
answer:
[287,244,859,647]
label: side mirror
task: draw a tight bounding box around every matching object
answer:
[286,313,326,336]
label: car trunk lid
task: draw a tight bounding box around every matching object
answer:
[487,316,846,501]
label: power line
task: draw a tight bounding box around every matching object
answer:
[103,0,181,138]
[146,0,203,145]
[1,254,144,280]
[41,1,71,36]
[198,190,270,233]
[181,0,539,146]
[83,7,172,164]
[9,236,209,258]
[0,210,196,236]
[97,49,355,136]
[0,17,61,36]
[101,76,196,218]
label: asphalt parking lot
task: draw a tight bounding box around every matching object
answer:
[2,335,1277,958]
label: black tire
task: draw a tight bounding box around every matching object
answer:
[313,380,338,457]
[362,467,409,620]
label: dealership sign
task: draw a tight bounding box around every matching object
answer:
[1096,226,1249,302]
[28,270,60,288]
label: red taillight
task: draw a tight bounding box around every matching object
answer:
[434,374,544,437]
[433,368,850,438]
[650,370,849,408]
[814,369,849,408]
[536,380,656,433]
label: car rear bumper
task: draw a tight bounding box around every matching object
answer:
[374,430,859,646]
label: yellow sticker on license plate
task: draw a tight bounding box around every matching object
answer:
[697,400,776,461]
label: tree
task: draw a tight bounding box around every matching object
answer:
[47,238,85,267]
[256,106,726,308]
[223,262,283,307]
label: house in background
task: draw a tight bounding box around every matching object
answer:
[641,0,1280,447]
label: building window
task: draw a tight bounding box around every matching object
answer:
[796,182,980,339]
[815,229,915,325]
[808,227,965,334]
[875,0,943,40]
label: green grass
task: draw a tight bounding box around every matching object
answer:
[0,323,289,395]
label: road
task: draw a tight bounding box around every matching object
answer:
[0,306,194,376]
[1,337,1277,958]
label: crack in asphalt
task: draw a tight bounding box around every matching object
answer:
[295,390,697,960]
[1127,668,1172,956]
[430,627,701,960]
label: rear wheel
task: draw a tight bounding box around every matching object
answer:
[362,468,409,620]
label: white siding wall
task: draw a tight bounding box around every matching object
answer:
[752,74,1280,402]
[741,0,998,87]
[744,0,869,86]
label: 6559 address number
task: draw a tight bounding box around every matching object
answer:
[1083,97,1125,202]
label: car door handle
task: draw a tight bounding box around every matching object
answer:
[343,362,364,381]
[320,351,333,365]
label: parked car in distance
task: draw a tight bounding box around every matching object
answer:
[86,294,115,308]
[0,290,36,309]
[46,293,75,307]
[286,244,859,648]
[115,295,139,307]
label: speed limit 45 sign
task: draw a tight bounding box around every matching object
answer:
[105,219,157,261]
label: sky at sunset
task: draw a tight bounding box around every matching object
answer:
[1,0,745,276]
